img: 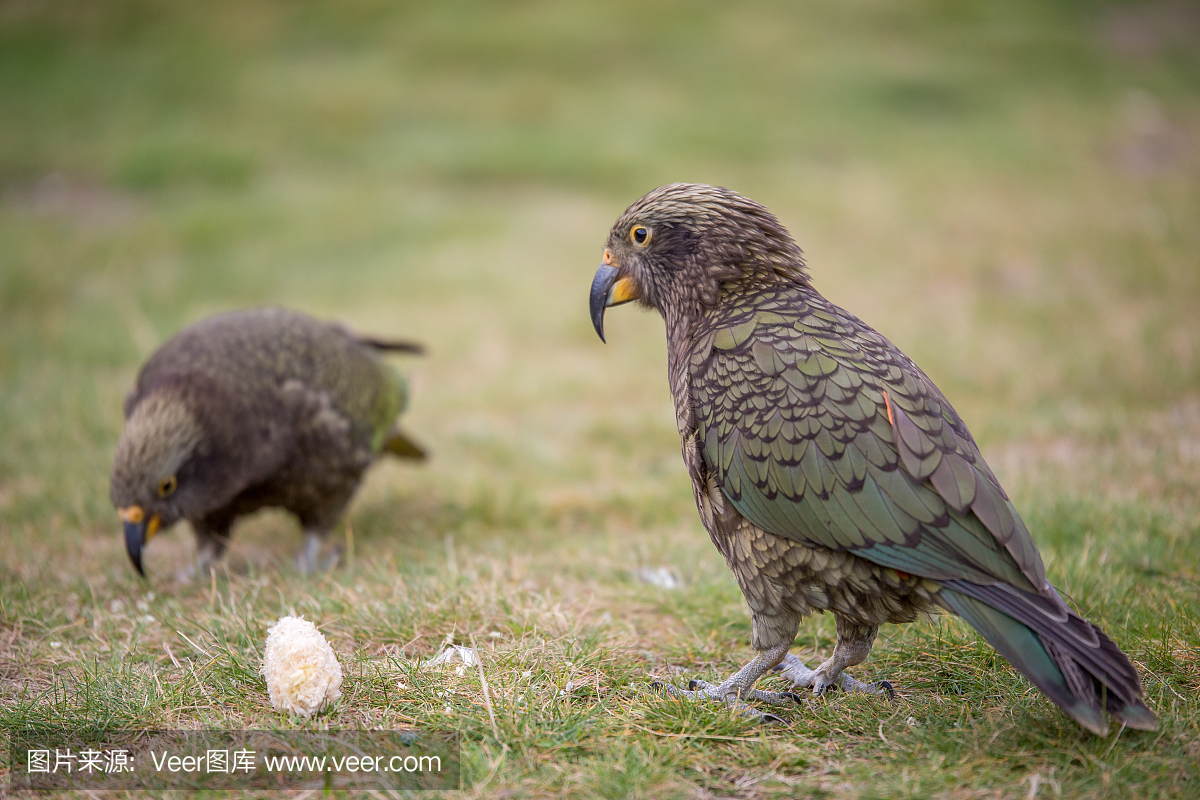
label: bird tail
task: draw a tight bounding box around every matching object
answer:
[381,428,427,460]
[357,336,425,355]
[938,582,1157,735]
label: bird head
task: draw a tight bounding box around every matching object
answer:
[109,388,208,576]
[590,183,808,341]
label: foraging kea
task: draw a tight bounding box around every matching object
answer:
[111,308,426,579]
[589,183,1157,735]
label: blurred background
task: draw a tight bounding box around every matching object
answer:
[1,0,1197,594]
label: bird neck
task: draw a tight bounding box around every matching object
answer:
[647,221,813,358]
[666,265,810,332]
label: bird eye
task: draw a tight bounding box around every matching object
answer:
[158,475,178,497]
[630,226,651,246]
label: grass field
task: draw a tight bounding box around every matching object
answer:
[2,0,1199,796]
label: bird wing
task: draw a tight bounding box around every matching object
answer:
[134,309,415,456]
[359,360,411,453]
[689,286,1050,596]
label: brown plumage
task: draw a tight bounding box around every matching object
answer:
[589,184,1156,734]
[111,308,425,579]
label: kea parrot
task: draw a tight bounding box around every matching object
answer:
[111,307,426,579]
[589,183,1156,735]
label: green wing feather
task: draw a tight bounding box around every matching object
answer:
[356,347,426,459]
[689,284,1157,732]
[690,285,1049,595]
[290,321,412,453]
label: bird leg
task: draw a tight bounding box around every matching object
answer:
[656,642,802,721]
[178,528,227,582]
[295,532,323,574]
[774,618,893,698]
[294,531,342,574]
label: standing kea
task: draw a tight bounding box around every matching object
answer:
[111,308,426,578]
[589,183,1157,735]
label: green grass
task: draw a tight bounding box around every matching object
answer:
[2,0,1199,796]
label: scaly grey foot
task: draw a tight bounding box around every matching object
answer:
[650,678,802,723]
[176,549,216,583]
[322,543,343,572]
[295,532,323,574]
[772,653,895,699]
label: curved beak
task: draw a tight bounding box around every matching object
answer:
[589,264,637,343]
[119,506,160,577]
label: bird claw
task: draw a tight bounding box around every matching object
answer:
[650,678,800,723]
[175,552,216,583]
[321,545,343,572]
[294,532,339,574]
[773,653,895,699]
[686,678,805,706]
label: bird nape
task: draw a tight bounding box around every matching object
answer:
[589,183,1157,735]
[110,308,426,581]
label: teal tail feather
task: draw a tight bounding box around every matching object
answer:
[938,584,1157,736]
